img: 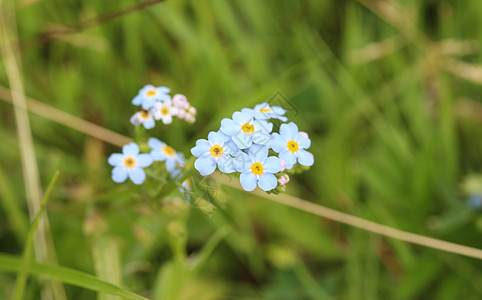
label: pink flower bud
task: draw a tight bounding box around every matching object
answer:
[300,131,309,139]
[173,94,189,109]
[280,159,287,172]
[278,174,290,186]
[177,108,187,118]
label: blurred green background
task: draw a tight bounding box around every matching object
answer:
[2,0,482,299]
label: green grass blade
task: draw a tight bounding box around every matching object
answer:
[0,254,149,300]
[12,170,60,300]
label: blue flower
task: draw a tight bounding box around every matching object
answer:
[270,122,314,169]
[220,111,273,149]
[244,102,287,121]
[108,142,153,185]
[148,138,184,172]
[132,84,171,110]
[130,109,155,129]
[233,145,281,191]
[191,131,238,176]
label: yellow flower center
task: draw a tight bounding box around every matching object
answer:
[251,162,264,175]
[210,145,224,157]
[162,145,175,156]
[140,110,150,118]
[161,107,170,115]
[287,140,299,153]
[259,108,271,113]
[123,157,136,168]
[146,89,157,97]
[241,123,254,133]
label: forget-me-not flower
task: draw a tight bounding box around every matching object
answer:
[130,109,155,129]
[270,122,314,169]
[152,99,178,124]
[246,102,287,122]
[132,84,171,110]
[220,111,273,149]
[108,142,153,185]
[233,145,282,191]
[148,138,184,172]
[191,131,238,175]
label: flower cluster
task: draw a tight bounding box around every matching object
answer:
[108,84,193,191]
[108,139,185,185]
[130,84,197,129]
[191,102,314,192]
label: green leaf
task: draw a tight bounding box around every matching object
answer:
[0,254,149,300]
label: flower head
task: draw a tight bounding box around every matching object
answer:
[172,94,189,109]
[270,122,314,169]
[250,102,287,121]
[191,131,239,176]
[148,138,184,172]
[108,142,153,185]
[233,145,281,191]
[130,109,155,129]
[278,174,290,186]
[132,84,171,110]
[152,99,178,124]
[220,111,273,149]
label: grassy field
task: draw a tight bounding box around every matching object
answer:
[2,0,482,299]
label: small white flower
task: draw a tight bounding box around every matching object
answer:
[130,109,155,129]
[153,99,178,124]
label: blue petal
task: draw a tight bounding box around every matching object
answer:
[280,122,299,139]
[150,150,167,161]
[148,138,164,149]
[218,155,235,173]
[141,98,156,110]
[279,151,296,169]
[112,166,128,183]
[129,168,146,185]
[208,131,229,145]
[231,131,252,149]
[254,120,273,133]
[263,157,281,173]
[248,145,269,163]
[241,108,255,115]
[194,156,217,176]
[108,153,123,166]
[240,172,258,191]
[143,118,155,129]
[140,84,155,93]
[157,86,171,94]
[297,133,311,149]
[252,131,272,146]
[258,173,278,191]
[271,106,286,115]
[123,143,139,155]
[191,139,210,157]
[157,94,171,101]
[270,134,287,153]
[233,152,252,172]
[165,159,176,172]
[137,154,153,168]
[132,95,142,106]
[232,111,253,123]
[297,149,314,167]
[224,139,240,156]
[220,118,239,136]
